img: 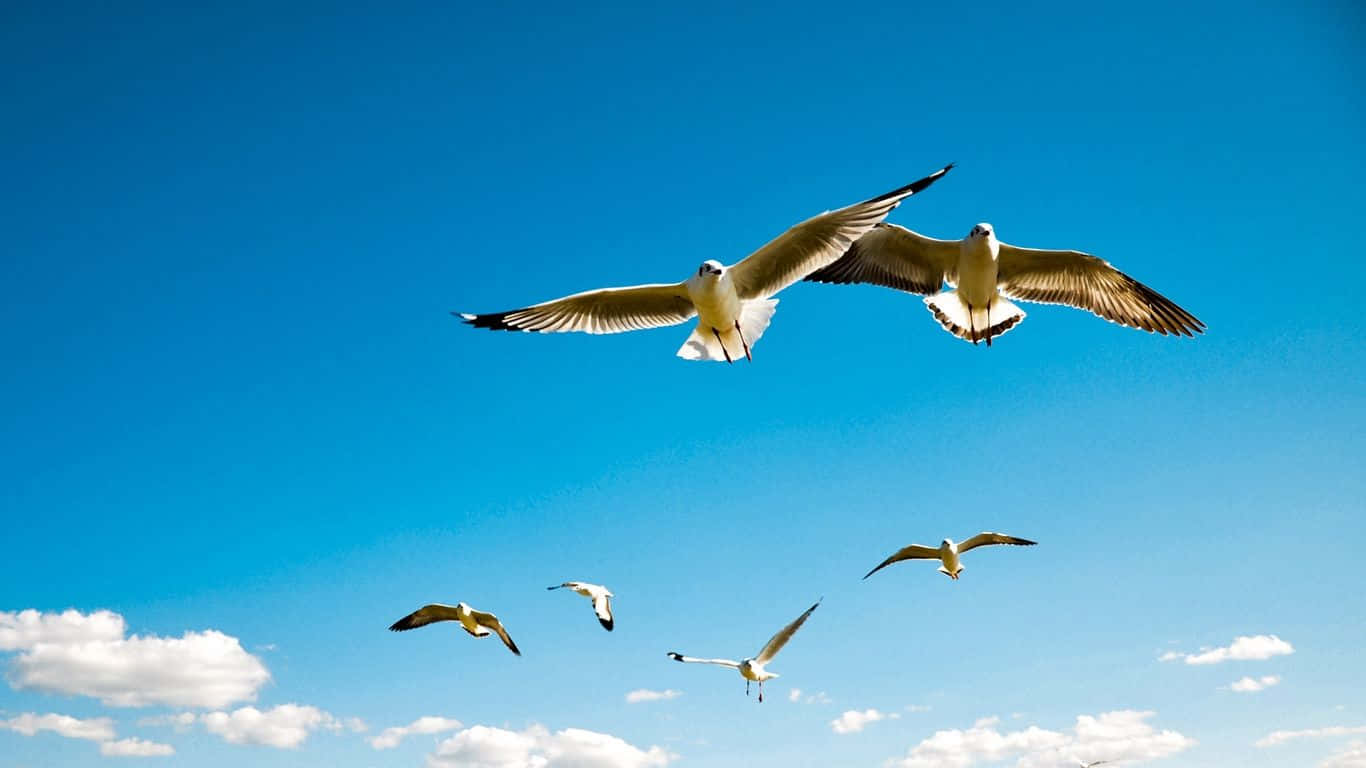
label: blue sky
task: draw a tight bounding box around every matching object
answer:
[1,1,1363,766]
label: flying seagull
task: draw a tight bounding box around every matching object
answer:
[457,164,953,362]
[388,602,521,656]
[1078,761,1111,768]
[547,581,614,631]
[864,532,1037,581]
[666,599,819,702]
[806,222,1204,345]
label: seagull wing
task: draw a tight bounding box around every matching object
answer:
[388,604,463,632]
[667,652,741,669]
[996,243,1204,336]
[863,545,941,579]
[728,164,953,300]
[458,283,696,334]
[469,609,521,656]
[755,599,820,664]
[956,532,1038,553]
[805,223,960,295]
[593,594,614,632]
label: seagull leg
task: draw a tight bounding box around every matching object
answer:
[758,682,764,703]
[746,679,750,697]
[734,319,752,362]
[967,302,978,345]
[985,302,992,348]
[712,328,733,364]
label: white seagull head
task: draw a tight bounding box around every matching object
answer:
[696,260,725,278]
[968,222,994,240]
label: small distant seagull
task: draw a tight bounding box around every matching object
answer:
[547,581,614,631]
[806,222,1203,345]
[1078,761,1111,768]
[388,602,521,656]
[457,165,953,362]
[666,599,819,702]
[864,533,1037,581]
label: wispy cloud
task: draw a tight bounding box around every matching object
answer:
[1322,740,1366,768]
[100,738,175,757]
[427,723,675,767]
[1160,634,1293,665]
[626,689,681,704]
[370,716,463,749]
[888,710,1194,767]
[199,704,343,749]
[788,688,831,704]
[830,708,899,735]
[0,608,269,708]
[1230,675,1281,693]
[1256,725,1366,748]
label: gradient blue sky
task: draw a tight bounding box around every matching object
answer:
[2,1,1364,766]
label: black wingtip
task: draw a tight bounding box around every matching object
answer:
[666,652,683,662]
[388,618,412,632]
[599,617,614,632]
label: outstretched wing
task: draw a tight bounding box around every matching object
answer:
[666,652,740,669]
[388,604,462,632]
[863,545,940,580]
[458,283,696,334]
[592,594,614,632]
[728,164,953,300]
[805,223,960,295]
[754,599,821,664]
[996,243,1203,336]
[956,532,1037,554]
[469,609,521,656]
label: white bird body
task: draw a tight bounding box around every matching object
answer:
[457,164,954,362]
[954,226,1000,311]
[864,532,1038,581]
[667,599,819,702]
[547,581,615,631]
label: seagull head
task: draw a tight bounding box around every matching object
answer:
[941,538,954,548]
[696,260,724,278]
[969,223,994,240]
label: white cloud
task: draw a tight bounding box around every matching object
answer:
[427,724,675,768]
[343,717,368,733]
[831,708,899,735]
[1256,725,1366,748]
[1323,741,1366,768]
[200,704,340,749]
[626,689,681,704]
[889,710,1194,768]
[137,712,197,731]
[100,738,175,757]
[371,716,464,749]
[1160,634,1294,665]
[1230,675,1281,693]
[787,688,831,704]
[0,609,269,708]
[0,713,116,742]
[905,705,932,713]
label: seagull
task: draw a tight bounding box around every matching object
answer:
[547,581,614,631]
[1077,761,1111,768]
[456,164,953,362]
[388,602,521,656]
[806,222,1204,345]
[666,599,819,702]
[864,532,1037,581]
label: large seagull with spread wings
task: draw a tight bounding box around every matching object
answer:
[457,164,952,362]
[666,599,820,702]
[807,222,1203,345]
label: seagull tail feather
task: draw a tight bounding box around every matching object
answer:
[923,291,1025,345]
[676,299,779,361]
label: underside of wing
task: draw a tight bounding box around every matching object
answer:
[728,164,953,300]
[388,604,462,632]
[863,545,939,580]
[956,532,1038,553]
[996,244,1204,336]
[593,595,614,631]
[458,282,696,334]
[755,599,820,664]
[470,610,521,656]
[666,652,740,668]
[805,223,958,295]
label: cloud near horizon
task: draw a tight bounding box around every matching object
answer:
[426,723,675,768]
[831,708,899,735]
[0,608,270,708]
[371,716,464,749]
